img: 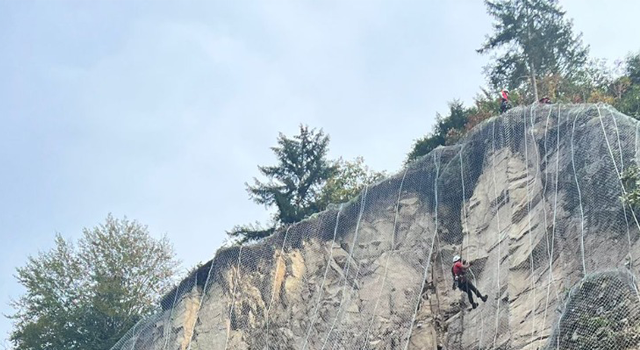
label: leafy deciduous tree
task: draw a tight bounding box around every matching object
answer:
[9,214,178,350]
[320,157,387,205]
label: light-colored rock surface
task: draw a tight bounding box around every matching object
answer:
[111,104,640,350]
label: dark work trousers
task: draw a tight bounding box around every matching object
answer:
[500,99,509,114]
[458,280,482,304]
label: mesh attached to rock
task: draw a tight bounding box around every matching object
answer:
[110,104,640,350]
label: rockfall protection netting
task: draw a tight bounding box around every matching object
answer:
[110,104,640,350]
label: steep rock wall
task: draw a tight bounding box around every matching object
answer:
[111,104,640,350]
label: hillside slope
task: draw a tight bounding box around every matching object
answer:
[112,104,640,350]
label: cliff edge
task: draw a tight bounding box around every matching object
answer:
[111,104,640,350]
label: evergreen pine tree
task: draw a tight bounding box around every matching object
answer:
[478,0,589,101]
[228,125,337,242]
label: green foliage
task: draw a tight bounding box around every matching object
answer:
[228,126,386,243]
[407,100,470,163]
[226,222,275,244]
[478,0,588,101]
[552,272,640,350]
[622,165,640,209]
[526,51,640,116]
[9,214,179,350]
[320,157,387,205]
[566,51,640,117]
[627,52,640,85]
[615,84,640,117]
[228,125,338,242]
[544,59,612,103]
[613,52,640,117]
[406,50,640,170]
[406,134,444,164]
[248,125,337,225]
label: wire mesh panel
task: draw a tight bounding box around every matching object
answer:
[545,270,640,350]
[110,104,640,350]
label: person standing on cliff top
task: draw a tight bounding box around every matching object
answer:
[452,255,488,309]
[500,89,511,114]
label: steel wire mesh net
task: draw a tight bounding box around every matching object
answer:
[110,104,640,350]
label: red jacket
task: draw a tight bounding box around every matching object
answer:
[452,261,466,277]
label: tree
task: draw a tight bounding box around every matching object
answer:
[465,88,504,132]
[615,52,640,117]
[478,0,589,102]
[407,100,470,163]
[228,125,338,242]
[320,157,387,205]
[9,214,179,350]
[626,52,640,85]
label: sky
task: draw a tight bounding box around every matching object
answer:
[1,0,639,347]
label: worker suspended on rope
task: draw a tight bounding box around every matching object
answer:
[500,89,511,114]
[451,255,488,309]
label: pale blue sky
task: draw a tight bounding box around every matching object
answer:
[1,1,639,347]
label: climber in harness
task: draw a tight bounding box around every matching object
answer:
[452,255,488,309]
[500,89,511,114]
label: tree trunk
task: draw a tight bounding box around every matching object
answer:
[524,1,538,103]
[529,59,539,102]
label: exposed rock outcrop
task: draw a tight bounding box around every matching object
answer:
[111,104,640,350]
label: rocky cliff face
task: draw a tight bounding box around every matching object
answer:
[111,104,640,350]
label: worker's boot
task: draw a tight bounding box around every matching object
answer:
[481,294,488,302]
